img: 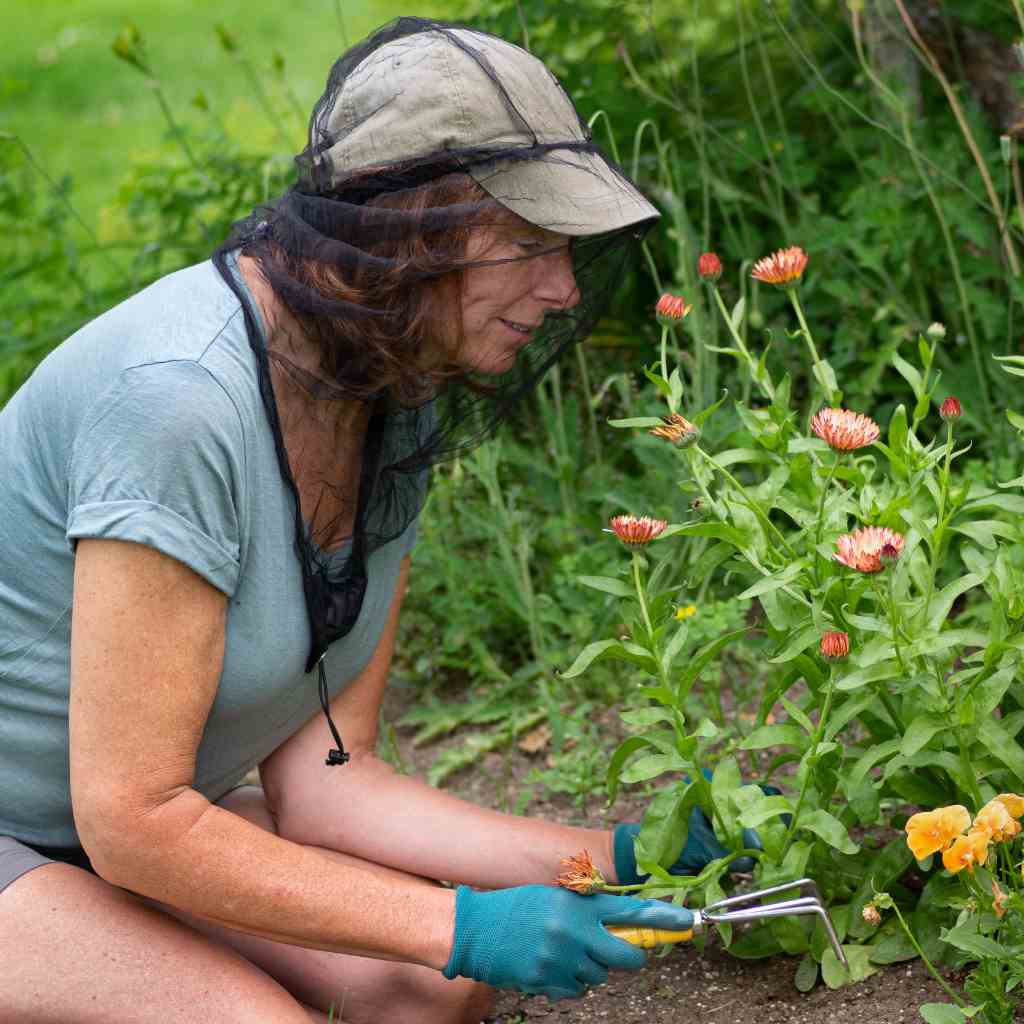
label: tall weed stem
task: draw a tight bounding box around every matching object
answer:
[888,903,966,1008]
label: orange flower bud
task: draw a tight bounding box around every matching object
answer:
[697,252,722,283]
[820,631,849,659]
[940,397,962,422]
[655,293,692,324]
[650,413,701,449]
[556,850,605,895]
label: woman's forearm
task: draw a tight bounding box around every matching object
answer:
[267,751,617,888]
[84,786,456,968]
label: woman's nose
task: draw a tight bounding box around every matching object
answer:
[534,248,581,310]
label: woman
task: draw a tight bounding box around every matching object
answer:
[0,18,745,1023]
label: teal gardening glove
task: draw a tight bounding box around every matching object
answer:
[614,779,783,884]
[442,884,694,1001]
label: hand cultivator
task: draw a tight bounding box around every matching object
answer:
[610,878,849,968]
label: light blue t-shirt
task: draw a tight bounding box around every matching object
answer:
[0,260,417,846]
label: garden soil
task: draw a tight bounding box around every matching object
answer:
[379,684,1008,1024]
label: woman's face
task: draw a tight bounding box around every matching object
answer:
[457,217,581,375]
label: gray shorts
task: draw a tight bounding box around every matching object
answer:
[0,836,95,895]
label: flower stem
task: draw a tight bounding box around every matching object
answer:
[923,421,955,623]
[632,550,655,643]
[886,570,908,675]
[957,726,985,811]
[712,285,774,400]
[660,324,670,405]
[787,288,837,405]
[889,903,966,1008]
[693,446,797,559]
[780,668,836,860]
[813,453,842,583]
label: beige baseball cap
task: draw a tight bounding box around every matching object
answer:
[312,25,659,236]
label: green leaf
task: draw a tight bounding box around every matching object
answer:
[637,783,697,867]
[794,953,819,992]
[607,736,654,803]
[977,717,1024,782]
[927,573,985,628]
[892,355,924,397]
[738,794,795,829]
[850,737,902,787]
[660,621,691,676]
[768,622,820,664]
[900,713,949,757]
[797,809,859,854]
[577,575,634,598]
[919,1004,970,1024]
[675,627,748,700]
[621,752,690,784]
[619,708,675,728]
[726,923,784,959]
[940,924,1006,961]
[835,660,900,693]
[661,522,749,547]
[737,561,805,600]
[780,695,815,735]
[560,640,657,679]
[607,416,664,428]
[821,944,880,988]
[1008,408,1024,431]
[888,403,909,456]
[741,724,807,751]
[730,296,746,332]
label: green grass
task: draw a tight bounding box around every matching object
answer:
[1,0,439,228]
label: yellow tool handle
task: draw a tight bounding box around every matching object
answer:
[607,926,694,949]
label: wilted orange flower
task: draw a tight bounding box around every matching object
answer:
[995,793,1024,818]
[834,526,906,574]
[975,800,1021,843]
[942,830,989,874]
[556,850,605,895]
[992,879,1009,919]
[655,293,692,323]
[862,905,882,926]
[940,397,962,422]
[650,413,701,449]
[697,252,722,283]
[905,805,971,860]
[810,408,881,451]
[609,515,668,546]
[751,246,808,287]
[820,631,849,659]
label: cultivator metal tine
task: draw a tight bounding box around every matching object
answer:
[701,878,848,969]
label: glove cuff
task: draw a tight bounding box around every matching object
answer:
[442,885,480,981]
[612,823,646,886]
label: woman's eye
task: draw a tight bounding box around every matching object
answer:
[517,239,546,253]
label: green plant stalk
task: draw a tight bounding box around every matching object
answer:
[923,421,955,619]
[813,453,841,583]
[956,726,984,812]
[888,902,966,1007]
[786,288,836,405]
[149,81,205,177]
[692,446,797,560]
[632,550,656,643]
[660,324,670,397]
[885,570,908,675]
[779,667,837,860]
[711,284,774,400]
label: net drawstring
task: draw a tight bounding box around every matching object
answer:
[317,656,351,766]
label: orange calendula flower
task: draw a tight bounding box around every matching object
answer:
[942,829,989,874]
[751,246,808,287]
[650,413,701,449]
[810,408,881,451]
[992,879,1009,920]
[905,805,971,860]
[655,293,692,324]
[995,793,1024,818]
[975,800,1021,843]
[609,515,668,546]
[556,850,605,895]
[820,631,849,659]
[834,526,906,574]
[697,252,722,283]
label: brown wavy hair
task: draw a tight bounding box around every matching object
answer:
[249,172,504,405]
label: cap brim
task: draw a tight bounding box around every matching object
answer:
[468,149,659,236]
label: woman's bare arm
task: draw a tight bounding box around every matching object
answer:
[69,538,455,967]
[260,558,618,887]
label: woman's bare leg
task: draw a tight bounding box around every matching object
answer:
[0,861,325,1024]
